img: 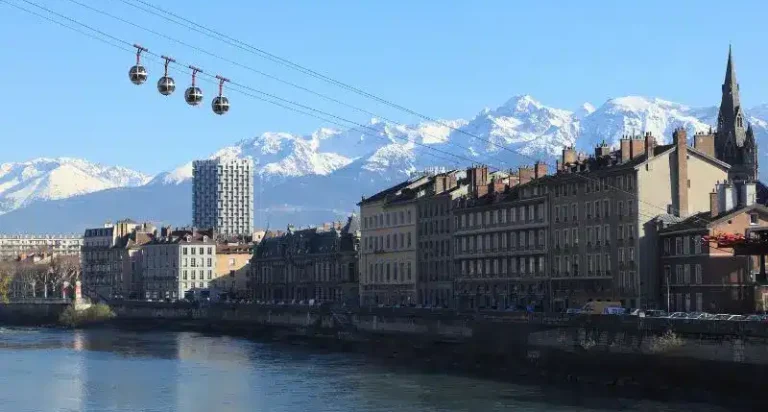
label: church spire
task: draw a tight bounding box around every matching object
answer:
[721,44,741,113]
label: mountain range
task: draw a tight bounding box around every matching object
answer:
[2,94,767,234]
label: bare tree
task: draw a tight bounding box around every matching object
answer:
[0,261,15,303]
[49,256,81,298]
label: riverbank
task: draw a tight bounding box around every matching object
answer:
[2,301,767,407]
[103,316,762,409]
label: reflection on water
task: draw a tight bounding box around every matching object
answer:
[0,327,734,412]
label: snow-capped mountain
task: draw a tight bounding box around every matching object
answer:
[2,94,768,233]
[0,158,151,215]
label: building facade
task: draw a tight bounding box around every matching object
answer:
[192,158,254,237]
[0,234,83,261]
[549,129,729,310]
[453,164,550,310]
[658,181,768,314]
[416,170,467,308]
[359,177,428,306]
[81,220,153,300]
[251,216,360,306]
[211,243,253,299]
[141,228,216,301]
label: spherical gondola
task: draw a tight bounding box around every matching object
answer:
[157,55,176,96]
[129,44,149,85]
[185,86,204,106]
[129,65,148,85]
[212,96,230,115]
[212,75,230,115]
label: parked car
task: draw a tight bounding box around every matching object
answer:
[745,314,766,322]
[565,308,582,315]
[644,310,668,318]
[712,313,732,321]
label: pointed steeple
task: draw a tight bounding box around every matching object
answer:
[724,44,737,88]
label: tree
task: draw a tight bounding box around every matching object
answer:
[0,262,14,303]
[49,256,81,299]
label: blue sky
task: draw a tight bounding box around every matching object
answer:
[0,0,766,175]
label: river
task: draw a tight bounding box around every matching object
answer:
[0,327,738,412]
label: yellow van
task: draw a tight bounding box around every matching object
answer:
[581,301,623,315]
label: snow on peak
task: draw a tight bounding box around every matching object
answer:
[0,157,151,214]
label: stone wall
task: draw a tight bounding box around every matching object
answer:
[0,302,69,325]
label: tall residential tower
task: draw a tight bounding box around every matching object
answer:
[192,158,254,237]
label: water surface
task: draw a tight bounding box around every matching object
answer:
[0,327,734,412]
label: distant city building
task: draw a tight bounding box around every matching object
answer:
[211,243,253,298]
[81,220,155,300]
[657,181,768,314]
[0,234,83,261]
[140,227,216,301]
[192,158,254,237]
[453,164,550,310]
[416,169,467,308]
[358,179,421,306]
[251,216,360,306]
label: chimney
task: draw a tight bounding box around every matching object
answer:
[508,172,519,188]
[620,136,631,163]
[534,161,547,179]
[709,191,719,218]
[630,135,645,159]
[717,181,736,213]
[467,165,489,198]
[644,132,656,159]
[562,147,576,166]
[434,175,445,194]
[518,166,534,185]
[595,141,611,158]
[555,159,561,172]
[694,132,715,158]
[740,181,757,207]
[492,177,506,194]
[673,127,688,217]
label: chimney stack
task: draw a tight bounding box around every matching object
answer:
[492,177,506,194]
[620,136,631,163]
[709,191,719,218]
[673,127,689,217]
[468,165,489,198]
[518,166,534,185]
[644,132,656,159]
[595,141,611,158]
[694,131,715,158]
[562,147,576,167]
[630,135,645,159]
[534,161,547,179]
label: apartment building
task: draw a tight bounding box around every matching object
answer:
[81,220,154,300]
[0,234,83,261]
[416,170,467,308]
[211,243,253,298]
[251,216,360,305]
[359,176,430,306]
[549,129,728,310]
[453,164,550,310]
[657,181,768,314]
[141,228,216,301]
[193,158,254,237]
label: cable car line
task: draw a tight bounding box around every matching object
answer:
[0,0,463,171]
[5,0,722,231]
[61,0,516,170]
[108,0,718,227]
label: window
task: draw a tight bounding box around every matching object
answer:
[751,213,759,225]
[696,293,703,312]
[618,201,624,216]
[664,238,670,254]
[664,265,671,284]
[694,235,702,254]
[675,265,683,284]
[675,237,682,255]
[618,248,624,263]
[604,225,610,242]
[683,236,690,255]
[695,264,702,284]
[603,199,610,217]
